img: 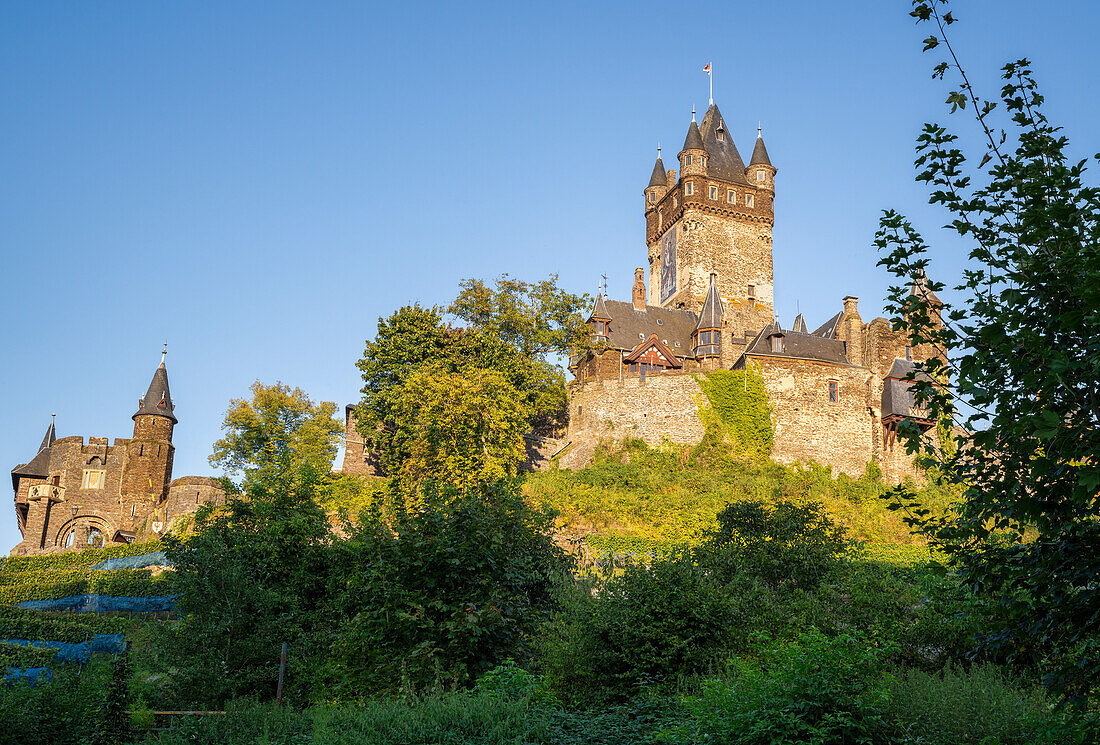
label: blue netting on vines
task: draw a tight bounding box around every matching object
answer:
[15,594,178,613]
[2,667,51,686]
[0,634,125,664]
[91,551,169,570]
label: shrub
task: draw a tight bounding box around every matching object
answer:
[678,630,892,745]
[0,659,113,745]
[473,659,559,707]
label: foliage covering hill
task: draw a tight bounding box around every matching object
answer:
[526,439,959,564]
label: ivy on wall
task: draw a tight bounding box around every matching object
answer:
[695,368,774,460]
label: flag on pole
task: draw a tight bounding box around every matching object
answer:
[703,62,711,73]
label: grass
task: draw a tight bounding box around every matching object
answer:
[525,440,960,562]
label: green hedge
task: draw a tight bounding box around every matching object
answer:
[0,608,126,642]
[0,641,58,668]
[0,541,162,573]
[0,569,171,605]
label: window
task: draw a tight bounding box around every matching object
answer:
[747,284,756,308]
[64,530,75,548]
[82,470,105,490]
[673,196,678,208]
[658,210,663,227]
[685,155,692,166]
[746,194,755,208]
[709,185,718,200]
[770,335,783,353]
[828,380,839,403]
[649,192,656,202]
[630,363,638,372]
[727,190,736,204]
[684,182,693,196]
[697,330,717,345]
[593,320,607,335]
[701,156,707,167]
[756,171,765,182]
[87,528,105,548]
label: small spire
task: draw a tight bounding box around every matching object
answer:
[160,341,167,366]
[691,105,696,123]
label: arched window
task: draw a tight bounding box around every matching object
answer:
[87,528,105,548]
[64,530,75,548]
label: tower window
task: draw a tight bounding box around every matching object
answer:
[82,470,105,490]
[685,182,693,196]
[727,190,736,204]
[828,380,839,402]
[709,185,718,200]
[746,194,755,208]
[701,156,707,167]
[757,171,765,182]
[649,192,656,203]
[658,210,663,227]
[685,155,692,165]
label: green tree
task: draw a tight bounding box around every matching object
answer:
[449,274,591,359]
[878,0,1100,702]
[209,381,343,487]
[390,366,530,493]
[163,472,334,707]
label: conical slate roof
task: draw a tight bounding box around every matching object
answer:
[909,268,942,306]
[699,104,748,184]
[749,131,772,167]
[791,313,808,333]
[11,419,56,488]
[588,292,611,322]
[648,156,666,188]
[681,120,704,152]
[695,273,724,331]
[133,358,177,423]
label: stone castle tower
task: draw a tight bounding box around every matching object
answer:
[644,103,776,359]
[10,352,223,555]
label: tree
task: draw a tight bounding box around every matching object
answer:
[389,366,530,493]
[449,274,591,360]
[210,382,343,487]
[879,0,1100,702]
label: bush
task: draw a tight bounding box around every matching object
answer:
[886,663,1097,745]
[473,659,559,707]
[678,630,892,745]
[0,659,114,745]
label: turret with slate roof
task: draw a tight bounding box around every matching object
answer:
[679,111,707,178]
[10,418,56,492]
[644,147,668,213]
[588,292,611,342]
[746,125,776,193]
[692,272,724,360]
[132,349,177,441]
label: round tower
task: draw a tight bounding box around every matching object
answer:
[679,112,707,179]
[644,147,668,213]
[746,126,776,194]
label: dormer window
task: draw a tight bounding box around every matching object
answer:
[593,320,608,336]
[717,130,724,142]
[770,335,784,353]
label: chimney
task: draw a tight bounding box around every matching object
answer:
[632,268,646,310]
[841,296,864,365]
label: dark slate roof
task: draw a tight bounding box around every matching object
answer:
[133,360,177,423]
[588,292,611,321]
[749,132,772,167]
[791,313,808,333]
[882,358,935,419]
[699,104,749,184]
[885,357,934,382]
[910,268,942,306]
[11,419,55,489]
[682,120,704,152]
[695,274,724,331]
[600,299,699,355]
[648,156,666,188]
[743,322,849,364]
[812,311,844,339]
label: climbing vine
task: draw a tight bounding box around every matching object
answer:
[695,368,774,460]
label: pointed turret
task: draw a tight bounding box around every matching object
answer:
[648,154,666,188]
[746,125,777,192]
[699,104,748,184]
[645,147,669,213]
[909,267,942,307]
[792,313,808,334]
[693,273,724,359]
[682,119,704,152]
[679,114,707,179]
[11,418,56,489]
[588,292,611,342]
[133,353,177,424]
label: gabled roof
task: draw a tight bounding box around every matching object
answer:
[742,322,849,365]
[11,419,55,490]
[133,359,177,423]
[597,299,699,355]
[699,104,749,184]
[791,313,808,333]
[648,156,667,188]
[588,292,611,322]
[812,311,844,339]
[682,120,705,152]
[695,274,724,331]
[749,131,772,168]
[623,334,683,368]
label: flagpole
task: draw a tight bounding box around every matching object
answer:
[709,65,713,105]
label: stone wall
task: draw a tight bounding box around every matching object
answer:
[750,357,875,477]
[566,371,706,448]
[340,405,382,476]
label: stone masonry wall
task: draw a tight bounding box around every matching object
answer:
[751,357,875,477]
[567,371,706,449]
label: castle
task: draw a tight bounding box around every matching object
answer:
[9,354,224,556]
[564,101,938,481]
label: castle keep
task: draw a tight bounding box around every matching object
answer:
[9,354,224,556]
[567,101,939,481]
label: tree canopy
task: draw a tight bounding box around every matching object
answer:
[209,381,343,487]
[880,0,1100,703]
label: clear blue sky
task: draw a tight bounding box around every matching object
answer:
[2,1,1097,552]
